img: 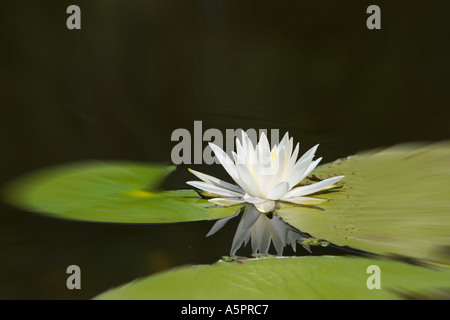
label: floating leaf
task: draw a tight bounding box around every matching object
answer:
[94,256,450,300]
[277,143,450,265]
[3,161,237,223]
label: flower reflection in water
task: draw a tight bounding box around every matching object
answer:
[207,205,311,256]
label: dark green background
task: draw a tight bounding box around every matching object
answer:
[0,1,449,299]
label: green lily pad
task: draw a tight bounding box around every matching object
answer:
[94,256,450,300]
[3,161,237,223]
[277,143,450,266]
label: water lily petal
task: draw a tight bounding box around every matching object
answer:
[267,181,290,200]
[235,164,260,197]
[286,155,316,188]
[290,141,299,160]
[254,200,276,213]
[286,137,294,158]
[186,181,244,198]
[278,132,290,151]
[241,131,255,162]
[283,176,344,198]
[208,142,239,180]
[259,132,271,157]
[235,136,246,164]
[274,145,287,181]
[296,144,319,165]
[243,193,265,204]
[286,144,319,184]
[288,157,323,188]
[188,169,245,194]
[208,197,246,207]
[281,196,329,206]
[281,142,299,180]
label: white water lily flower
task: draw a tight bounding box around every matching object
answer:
[187,131,344,213]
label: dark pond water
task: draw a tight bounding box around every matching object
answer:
[0,1,449,299]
